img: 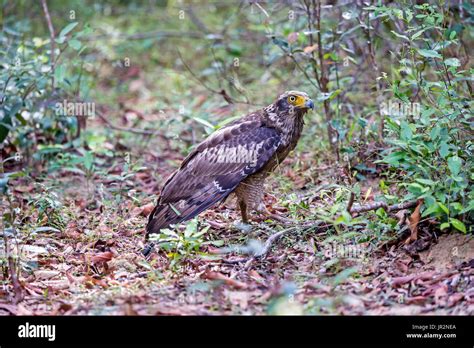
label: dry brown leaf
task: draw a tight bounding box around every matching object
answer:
[203,271,248,289]
[405,199,423,244]
[90,251,114,264]
[42,279,70,290]
[83,275,108,289]
[249,270,265,282]
[34,270,61,280]
[132,202,155,217]
[395,209,408,225]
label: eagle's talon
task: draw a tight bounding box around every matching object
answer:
[142,243,155,258]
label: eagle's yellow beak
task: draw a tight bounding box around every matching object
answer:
[304,98,314,110]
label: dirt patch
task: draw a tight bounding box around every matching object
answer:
[420,233,474,272]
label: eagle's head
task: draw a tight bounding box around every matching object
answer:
[277,90,314,114]
[267,90,314,115]
[264,90,314,126]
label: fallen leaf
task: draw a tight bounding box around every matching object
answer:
[405,199,423,244]
[40,279,70,290]
[392,271,434,287]
[16,303,33,315]
[405,296,427,305]
[34,270,61,280]
[249,270,265,284]
[395,209,408,225]
[132,203,155,217]
[203,271,248,289]
[82,275,108,288]
[90,251,113,264]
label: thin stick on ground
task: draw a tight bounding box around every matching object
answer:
[243,222,327,269]
[236,199,419,268]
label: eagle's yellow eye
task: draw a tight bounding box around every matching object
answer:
[288,95,297,103]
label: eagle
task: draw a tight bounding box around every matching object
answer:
[146,90,314,241]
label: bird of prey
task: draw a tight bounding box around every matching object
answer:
[146,90,314,240]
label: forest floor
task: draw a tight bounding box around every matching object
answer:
[2,141,473,315]
[1,43,473,315]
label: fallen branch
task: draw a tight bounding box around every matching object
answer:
[349,200,418,216]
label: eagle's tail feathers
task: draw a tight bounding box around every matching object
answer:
[145,185,233,238]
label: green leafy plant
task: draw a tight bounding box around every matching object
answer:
[372,3,472,234]
[106,155,146,215]
[148,218,213,269]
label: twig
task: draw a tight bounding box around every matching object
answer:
[242,222,327,269]
[40,0,56,88]
[360,1,384,142]
[254,2,270,18]
[277,45,319,91]
[302,0,322,89]
[177,49,256,106]
[95,110,171,141]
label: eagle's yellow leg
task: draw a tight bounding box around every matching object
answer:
[235,173,266,223]
[238,200,249,223]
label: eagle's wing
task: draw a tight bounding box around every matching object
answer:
[146,120,280,236]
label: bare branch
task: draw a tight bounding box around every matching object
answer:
[95,110,171,141]
[40,0,56,88]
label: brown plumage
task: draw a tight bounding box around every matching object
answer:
[146,90,314,239]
